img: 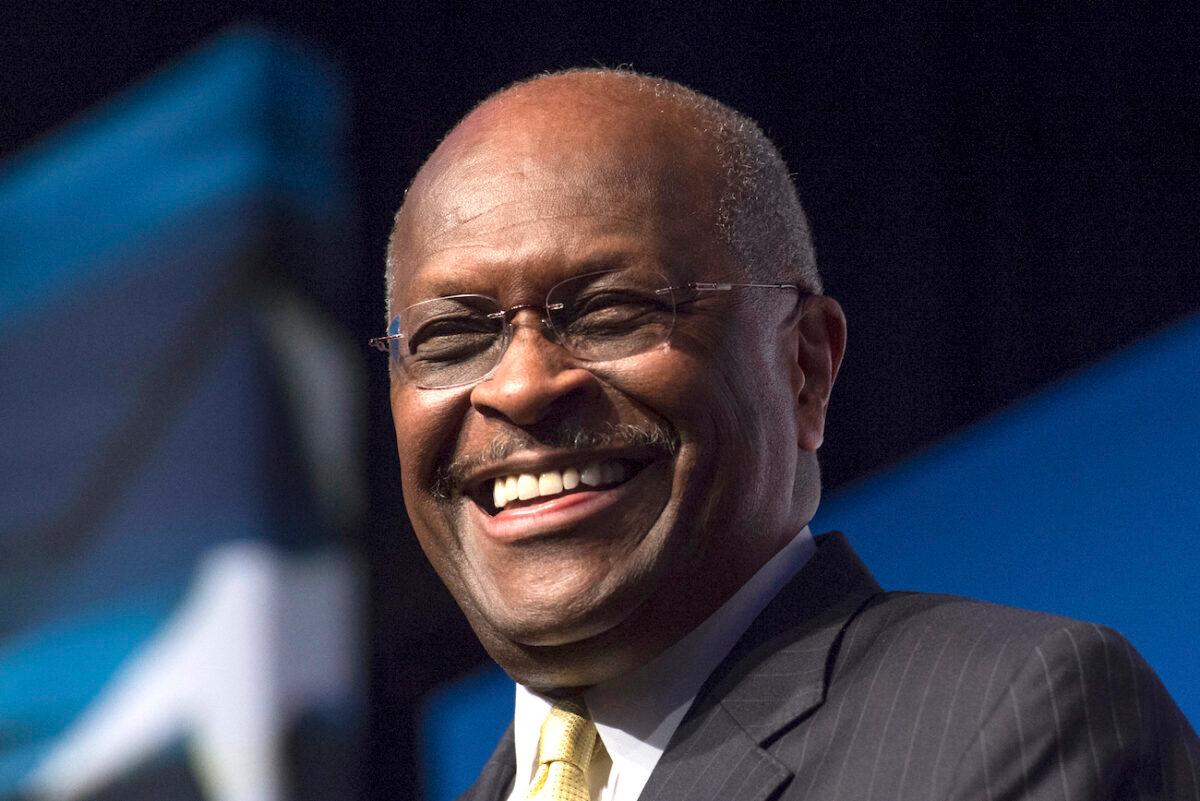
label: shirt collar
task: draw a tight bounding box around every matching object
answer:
[512,525,816,793]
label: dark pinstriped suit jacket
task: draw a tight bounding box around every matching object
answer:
[459,533,1199,801]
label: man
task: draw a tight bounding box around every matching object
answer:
[377,69,1198,800]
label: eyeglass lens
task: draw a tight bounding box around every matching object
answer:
[388,269,677,389]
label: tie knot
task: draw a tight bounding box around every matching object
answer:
[536,697,597,771]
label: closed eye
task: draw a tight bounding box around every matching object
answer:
[565,291,670,334]
[408,316,500,360]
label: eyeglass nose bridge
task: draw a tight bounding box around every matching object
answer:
[485,301,567,337]
[480,302,572,374]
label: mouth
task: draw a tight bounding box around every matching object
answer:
[467,456,649,517]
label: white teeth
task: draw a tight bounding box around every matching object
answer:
[562,467,580,490]
[488,460,629,510]
[539,471,563,495]
[580,462,604,487]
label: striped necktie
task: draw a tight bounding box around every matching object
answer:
[526,697,598,801]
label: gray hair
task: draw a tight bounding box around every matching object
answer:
[385,68,821,317]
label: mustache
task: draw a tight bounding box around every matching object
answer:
[433,421,680,499]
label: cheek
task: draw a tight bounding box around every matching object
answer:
[615,343,757,478]
[390,387,478,593]
[621,334,791,510]
[390,385,467,501]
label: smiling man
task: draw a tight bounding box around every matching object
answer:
[379,70,1198,801]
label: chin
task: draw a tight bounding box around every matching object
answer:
[477,616,647,692]
[460,574,660,687]
[475,581,639,648]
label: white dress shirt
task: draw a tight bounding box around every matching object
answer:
[505,526,816,801]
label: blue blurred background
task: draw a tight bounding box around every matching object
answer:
[2,7,1197,800]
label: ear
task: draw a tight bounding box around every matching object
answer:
[790,295,847,452]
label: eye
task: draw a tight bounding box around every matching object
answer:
[565,290,671,337]
[407,314,500,362]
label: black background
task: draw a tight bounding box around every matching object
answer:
[5,4,1198,798]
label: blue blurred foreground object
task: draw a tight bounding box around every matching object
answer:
[0,28,363,801]
[421,310,1200,801]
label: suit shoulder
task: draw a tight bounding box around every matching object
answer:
[832,590,1142,708]
[819,592,1198,799]
[862,589,1115,644]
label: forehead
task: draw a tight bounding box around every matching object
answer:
[392,138,725,305]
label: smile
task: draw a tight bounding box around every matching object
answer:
[462,448,659,521]
[467,455,664,545]
[491,460,629,510]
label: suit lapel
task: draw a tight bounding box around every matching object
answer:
[456,724,516,801]
[636,700,792,801]
[639,532,882,801]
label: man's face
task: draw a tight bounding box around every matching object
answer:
[388,109,819,689]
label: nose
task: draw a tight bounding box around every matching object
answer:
[469,313,601,427]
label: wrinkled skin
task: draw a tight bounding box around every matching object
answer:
[387,75,846,692]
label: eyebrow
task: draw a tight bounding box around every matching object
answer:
[406,251,650,303]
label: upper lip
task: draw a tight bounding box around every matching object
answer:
[459,446,661,495]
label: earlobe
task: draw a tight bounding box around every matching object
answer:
[793,295,847,452]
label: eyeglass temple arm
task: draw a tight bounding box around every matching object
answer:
[368,335,404,352]
[656,281,801,296]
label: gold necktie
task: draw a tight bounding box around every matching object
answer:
[526,697,597,801]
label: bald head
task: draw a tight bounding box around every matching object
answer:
[386,69,820,314]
